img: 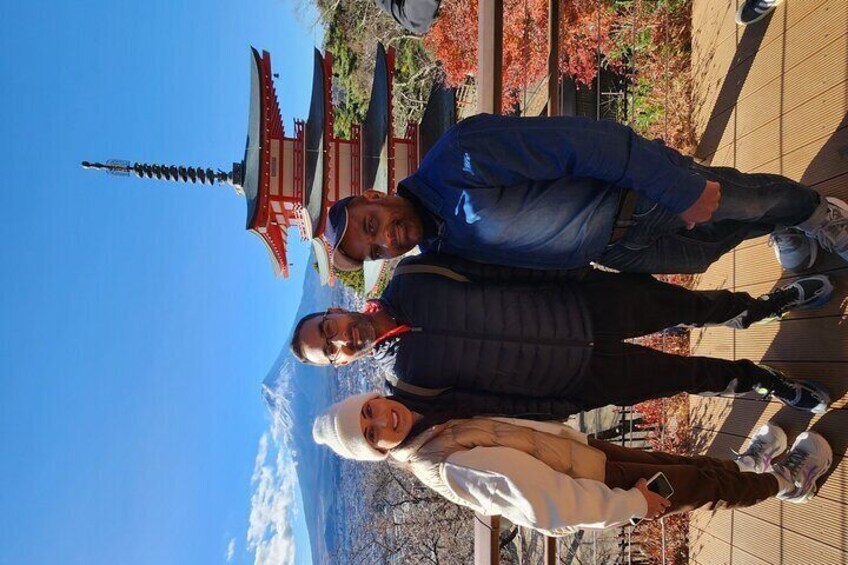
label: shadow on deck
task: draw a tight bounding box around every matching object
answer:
[689,0,848,562]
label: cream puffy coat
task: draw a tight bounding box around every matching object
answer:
[391,418,648,536]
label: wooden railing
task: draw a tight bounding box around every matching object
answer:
[473,1,562,561]
[471,2,672,561]
[476,0,502,115]
[476,0,561,117]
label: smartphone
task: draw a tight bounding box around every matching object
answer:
[630,472,674,526]
[646,471,674,499]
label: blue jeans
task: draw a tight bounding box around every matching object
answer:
[597,163,822,274]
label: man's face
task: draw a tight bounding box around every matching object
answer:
[340,191,424,263]
[298,309,377,366]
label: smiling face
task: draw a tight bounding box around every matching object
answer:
[359,397,414,451]
[297,308,377,366]
[339,190,424,264]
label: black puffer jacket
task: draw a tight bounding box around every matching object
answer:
[374,254,594,417]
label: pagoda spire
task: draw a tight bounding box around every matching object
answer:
[81,159,245,196]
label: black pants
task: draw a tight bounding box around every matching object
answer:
[568,270,772,410]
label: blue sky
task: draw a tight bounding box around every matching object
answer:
[0,0,320,563]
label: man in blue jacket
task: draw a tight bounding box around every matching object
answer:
[328,113,847,274]
[291,254,833,417]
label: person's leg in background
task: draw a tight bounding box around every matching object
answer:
[736,0,784,26]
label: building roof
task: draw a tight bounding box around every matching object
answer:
[241,48,263,229]
[302,48,328,238]
[243,47,290,277]
[361,43,390,193]
[418,83,456,159]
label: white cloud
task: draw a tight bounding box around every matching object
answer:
[252,434,270,478]
[226,538,236,562]
[246,431,298,565]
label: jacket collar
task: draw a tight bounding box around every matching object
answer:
[372,333,400,367]
[390,423,449,463]
[397,183,445,245]
[398,176,445,215]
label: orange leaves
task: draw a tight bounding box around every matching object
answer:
[423,0,478,87]
[557,0,618,88]
[425,0,618,111]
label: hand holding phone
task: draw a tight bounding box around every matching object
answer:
[631,472,673,526]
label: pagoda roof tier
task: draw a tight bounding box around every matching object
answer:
[242,47,291,277]
[241,50,262,229]
[361,43,392,194]
[302,48,331,238]
[418,83,457,159]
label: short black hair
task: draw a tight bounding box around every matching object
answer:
[289,311,324,365]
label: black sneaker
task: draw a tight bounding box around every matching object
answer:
[736,0,783,25]
[724,275,834,329]
[754,365,831,414]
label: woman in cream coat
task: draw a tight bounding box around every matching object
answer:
[313,392,832,534]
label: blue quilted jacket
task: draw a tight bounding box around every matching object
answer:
[400,113,705,269]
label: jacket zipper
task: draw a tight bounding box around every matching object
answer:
[408,326,593,348]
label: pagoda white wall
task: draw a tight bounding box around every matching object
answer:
[336,143,354,200]
[281,139,296,198]
[269,139,281,196]
[393,143,410,182]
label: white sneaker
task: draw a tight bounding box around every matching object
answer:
[772,432,833,503]
[805,197,848,262]
[733,423,788,473]
[768,228,817,271]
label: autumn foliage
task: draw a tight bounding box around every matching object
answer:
[424,0,695,152]
[425,0,619,108]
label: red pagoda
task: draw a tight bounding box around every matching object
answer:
[83,45,455,288]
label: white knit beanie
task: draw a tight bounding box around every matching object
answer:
[312,392,388,461]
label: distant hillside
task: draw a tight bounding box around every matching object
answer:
[262,251,382,563]
[261,258,340,564]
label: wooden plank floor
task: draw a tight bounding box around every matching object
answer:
[689,1,848,563]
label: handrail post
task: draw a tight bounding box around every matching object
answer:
[477,0,503,114]
[474,513,501,564]
[543,535,557,564]
[547,0,560,116]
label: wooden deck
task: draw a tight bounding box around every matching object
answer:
[689,0,848,563]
